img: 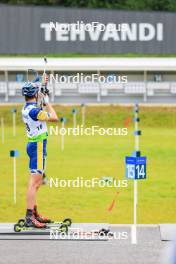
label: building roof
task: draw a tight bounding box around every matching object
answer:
[0,58,176,72]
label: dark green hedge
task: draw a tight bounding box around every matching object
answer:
[1,0,176,11]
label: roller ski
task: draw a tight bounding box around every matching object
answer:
[47,218,72,227]
[33,205,72,227]
[14,216,68,233]
[16,217,72,229]
[14,222,68,234]
[14,215,46,232]
[15,206,71,231]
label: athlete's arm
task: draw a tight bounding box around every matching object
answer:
[34,94,58,122]
[45,103,58,122]
[29,103,58,123]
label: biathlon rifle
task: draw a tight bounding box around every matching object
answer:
[27,58,49,108]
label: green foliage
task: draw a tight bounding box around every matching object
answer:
[1,105,176,128]
[2,0,176,11]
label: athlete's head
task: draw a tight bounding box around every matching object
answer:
[22,82,39,102]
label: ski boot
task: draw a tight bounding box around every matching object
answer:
[33,205,52,224]
[14,215,46,232]
[25,215,46,228]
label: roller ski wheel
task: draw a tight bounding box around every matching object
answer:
[14,224,21,233]
[59,224,68,234]
[17,219,25,227]
[14,225,46,233]
[63,218,72,227]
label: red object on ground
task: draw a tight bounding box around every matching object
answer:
[108,192,120,212]
[124,117,131,128]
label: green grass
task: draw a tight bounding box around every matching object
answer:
[1,53,176,57]
[0,105,176,224]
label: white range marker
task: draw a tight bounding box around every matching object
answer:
[72,109,77,129]
[12,111,16,137]
[131,104,139,245]
[81,104,86,128]
[60,117,66,152]
[13,157,17,204]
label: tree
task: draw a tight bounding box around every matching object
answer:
[1,0,176,11]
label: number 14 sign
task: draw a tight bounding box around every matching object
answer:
[125,156,147,180]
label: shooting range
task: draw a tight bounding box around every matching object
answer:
[0,2,175,264]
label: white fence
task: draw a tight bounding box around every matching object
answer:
[1,81,176,102]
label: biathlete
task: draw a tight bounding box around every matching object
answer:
[21,80,58,228]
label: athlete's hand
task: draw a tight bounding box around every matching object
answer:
[43,94,49,105]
